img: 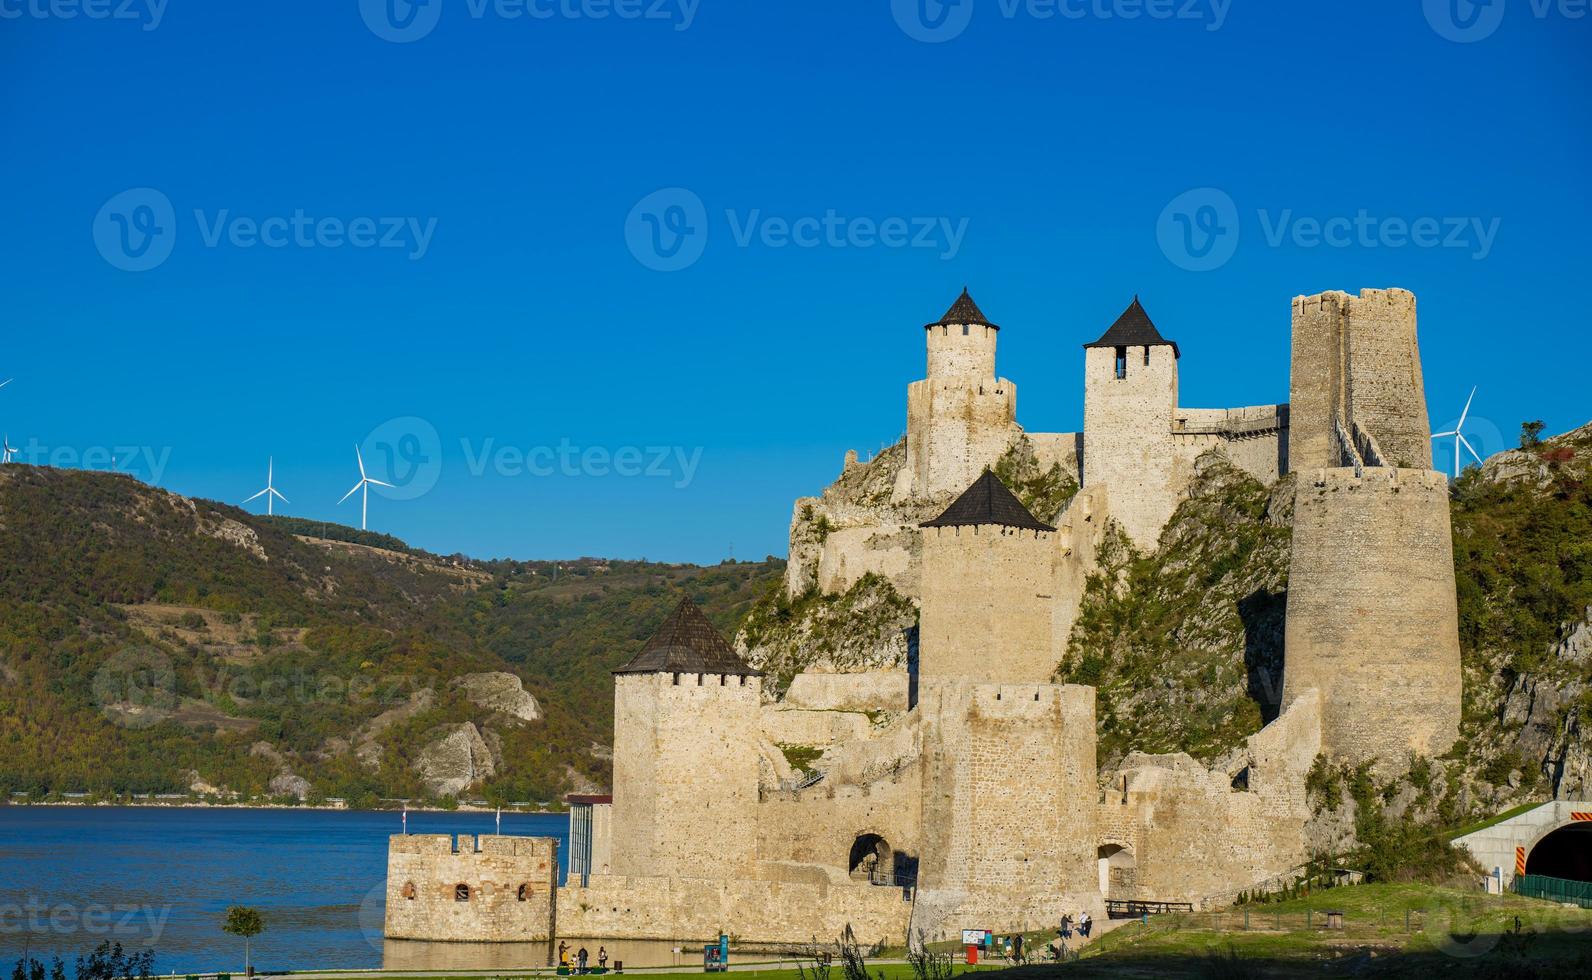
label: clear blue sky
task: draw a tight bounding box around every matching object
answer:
[2,1,1587,564]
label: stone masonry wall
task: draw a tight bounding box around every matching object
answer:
[609,673,762,880]
[385,834,558,943]
[914,683,1100,940]
[756,768,921,878]
[919,525,1057,683]
[1083,344,1178,550]
[903,379,1018,502]
[556,873,913,946]
[1284,467,1462,769]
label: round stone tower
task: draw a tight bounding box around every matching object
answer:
[901,289,1019,501]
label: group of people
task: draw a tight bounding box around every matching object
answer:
[556,942,608,974]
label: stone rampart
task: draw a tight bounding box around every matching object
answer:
[385,834,559,943]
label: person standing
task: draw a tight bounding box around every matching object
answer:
[1079,910,1092,939]
[1012,933,1024,964]
[559,942,570,970]
[598,947,608,971]
[578,947,590,974]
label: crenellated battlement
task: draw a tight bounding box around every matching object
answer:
[1299,465,1452,496]
[1291,287,1415,313]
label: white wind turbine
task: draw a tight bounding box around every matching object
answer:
[1432,386,1484,478]
[338,444,392,530]
[1,435,17,464]
[242,457,289,515]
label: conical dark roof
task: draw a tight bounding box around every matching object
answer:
[1085,297,1179,358]
[921,471,1055,532]
[613,597,761,676]
[924,288,999,330]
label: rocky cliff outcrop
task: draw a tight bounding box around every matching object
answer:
[414,722,498,797]
[451,672,542,723]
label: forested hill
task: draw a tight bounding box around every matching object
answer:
[0,465,779,807]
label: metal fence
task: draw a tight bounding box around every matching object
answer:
[1516,874,1592,909]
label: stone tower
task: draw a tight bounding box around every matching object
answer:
[1082,297,1180,550]
[900,290,1019,501]
[913,472,1100,940]
[918,471,1058,684]
[608,597,762,879]
[1283,289,1460,772]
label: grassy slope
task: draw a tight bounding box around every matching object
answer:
[0,466,780,804]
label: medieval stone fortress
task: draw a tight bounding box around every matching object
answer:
[384,286,1468,948]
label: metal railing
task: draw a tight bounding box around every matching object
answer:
[1515,874,1592,909]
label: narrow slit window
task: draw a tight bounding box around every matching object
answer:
[1143,347,1150,366]
[1114,345,1127,379]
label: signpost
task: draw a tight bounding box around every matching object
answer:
[703,934,729,973]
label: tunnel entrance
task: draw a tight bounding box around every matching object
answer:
[1097,843,1136,900]
[1525,823,1592,882]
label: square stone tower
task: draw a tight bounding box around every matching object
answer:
[608,598,763,880]
[900,290,1020,501]
[918,471,1058,684]
[1081,298,1180,550]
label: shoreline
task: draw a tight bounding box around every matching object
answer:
[1,800,568,815]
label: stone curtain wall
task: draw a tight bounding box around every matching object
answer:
[384,834,558,942]
[1082,344,1179,549]
[914,683,1100,940]
[556,873,913,947]
[756,770,922,877]
[919,525,1057,684]
[1283,468,1462,768]
[609,673,762,880]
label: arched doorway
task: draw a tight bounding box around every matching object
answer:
[1525,822,1592,882]
[849,834,893,882]
[1097,843,1136,901]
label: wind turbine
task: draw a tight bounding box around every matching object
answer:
[1432,386,1484,478]
[1,435,16,464]
[338,445,392,530]
[242,457,289,515]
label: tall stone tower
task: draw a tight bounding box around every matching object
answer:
[900,290,1019,501]
[918,471,1058,684]
[1283,289,1460,772]
[608,598,762,879]
[1082,297,1180,549]
[912,473,1100,940]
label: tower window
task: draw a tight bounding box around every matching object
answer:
[1143,347,1150,366]
[1114,346,1127,379]
[962,324,969,335]
[454,883,470,902]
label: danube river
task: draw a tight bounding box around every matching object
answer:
[0,806,646,974]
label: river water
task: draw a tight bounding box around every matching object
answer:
[0,807,696,975]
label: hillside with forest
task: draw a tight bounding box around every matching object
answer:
[0,465,778,807]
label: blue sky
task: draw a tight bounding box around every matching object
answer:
[2,1,1588,564]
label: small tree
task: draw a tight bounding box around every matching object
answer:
[222,906,265,976]
[1520,420,1546,449]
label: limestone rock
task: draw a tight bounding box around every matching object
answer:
[269,772,311,800]
[450,671,542,723]
[414,722,496,797]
